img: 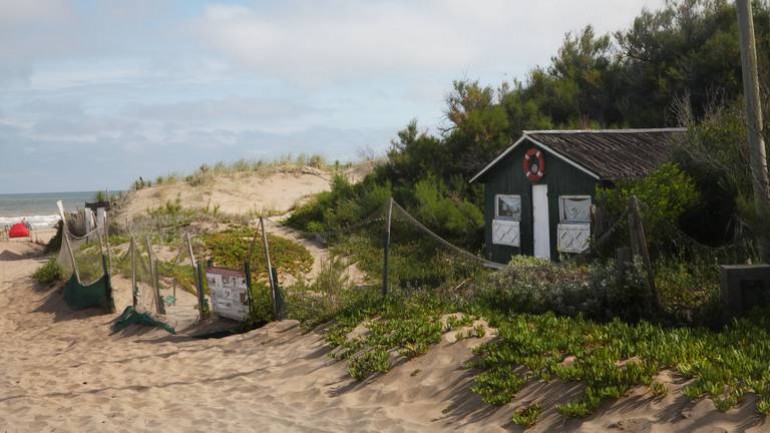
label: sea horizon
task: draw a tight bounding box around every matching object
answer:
[0,190,124,228]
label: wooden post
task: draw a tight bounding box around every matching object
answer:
[259,217,278,318]
[103,216,113,277]
[153,260,165,315]
[616,247,631,278]
[196,262,208,319]
[145,236,165,315]
[101,253,116,313]
[185,233,197,268]
[736,0,770,263]
[244,260,257,321]
[186,233,207,320]
[382,198,394,296]
[57,201,80,283]
[629,196,662,310]
[130,236,138,308]
[271,267,284,320]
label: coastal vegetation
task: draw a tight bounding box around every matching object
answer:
[28,0,770,427]
[276,0,770,423]
[33,258,63,285]
[131,153,343,191]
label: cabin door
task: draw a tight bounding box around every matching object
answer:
[532,184,551,259]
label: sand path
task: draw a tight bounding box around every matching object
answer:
[0,242,490,432]
[2,241,770,432]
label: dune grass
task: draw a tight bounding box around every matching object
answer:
[131,154,350,191]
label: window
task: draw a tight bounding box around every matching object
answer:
[559,196,591,223]
[496,194,521,221]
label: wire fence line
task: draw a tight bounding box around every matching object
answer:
[390,201,504,269]
[54,191,759,331]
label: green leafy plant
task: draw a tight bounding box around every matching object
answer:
[348,348,391,380]
[33,258,63,285]
[595,163,700,254]
[511,404,542,427]
[649,380,667,397]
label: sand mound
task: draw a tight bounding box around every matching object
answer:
[0,240,45,261]
[117,164,374,222]
[3,254,768,433]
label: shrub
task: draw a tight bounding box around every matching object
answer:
[202,226,313,282]
[286,255,353,328]
[412,176,484,246]
[45,221,63,254]
[476,256,654,322]
[33,258,63,285]
[512,404,542,427]
[595,163,700,255]
[349,348,391,380]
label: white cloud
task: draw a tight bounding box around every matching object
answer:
[197,0,665,85]
[0,0,70,25]
[0,0,670,192]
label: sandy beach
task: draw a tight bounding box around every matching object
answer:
[1,238,768,432]
[0,240,490,433]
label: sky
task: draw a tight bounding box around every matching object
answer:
[0,0,666,194]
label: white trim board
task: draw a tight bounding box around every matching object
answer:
[469,128,687,184]
[469,134,600,183]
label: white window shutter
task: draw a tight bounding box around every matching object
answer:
[557,223,590,253]
[492,219,520,247]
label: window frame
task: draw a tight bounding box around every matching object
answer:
[558,195,592,223]
[495,194,522,221]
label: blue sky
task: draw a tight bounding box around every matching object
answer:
[0,0,665,193]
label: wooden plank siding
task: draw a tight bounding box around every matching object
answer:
[483,137,597,263]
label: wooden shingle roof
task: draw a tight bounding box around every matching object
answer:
[470,128,686,183]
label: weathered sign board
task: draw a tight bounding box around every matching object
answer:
[206,267,250,321]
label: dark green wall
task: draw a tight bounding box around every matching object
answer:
[481,138,598,262]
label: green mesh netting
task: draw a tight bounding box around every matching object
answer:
[112,306,175,334]
[63,273,114,311]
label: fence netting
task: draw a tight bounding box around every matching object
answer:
[56,217,114,311]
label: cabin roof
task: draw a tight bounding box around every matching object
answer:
[469,128,687,183]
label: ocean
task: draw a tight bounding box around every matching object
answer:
[0,191,106,229]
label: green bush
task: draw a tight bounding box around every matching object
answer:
[202,226,313,282]
[286,255,354,329]
[287,174,390,237]
[595,163,700,255]
[476,256,652,321]
[33,258,63,285]
[45,221,63,254]
[512,404,542,426]
[413,176,484,246]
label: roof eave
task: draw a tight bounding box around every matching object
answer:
[469,133,601,183]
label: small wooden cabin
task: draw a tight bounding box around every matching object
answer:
[469,128,686,262]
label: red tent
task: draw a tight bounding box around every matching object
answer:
[9,223,30,238]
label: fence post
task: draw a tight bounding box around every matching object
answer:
[57,202,81,283]
[259,217,278,319]
[271,267,285,320]
[186,233,207,320]
[101,253,116,313]
[145,236,165,315]
[196,262,209,319]
[629,196,662,311]
[130,236,138,308]
[244,260,255,319]
[382,198,394,296]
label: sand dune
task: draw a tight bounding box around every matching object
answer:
[116,164,375,223]
[2,241,769,432]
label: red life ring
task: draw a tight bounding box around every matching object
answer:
[523,148,545,183]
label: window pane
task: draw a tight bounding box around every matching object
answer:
[560,196,591,222]
[497,195,521,221]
